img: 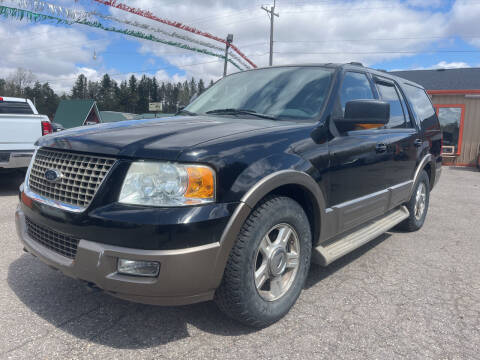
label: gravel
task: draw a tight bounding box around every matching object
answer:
[0,167,479,359]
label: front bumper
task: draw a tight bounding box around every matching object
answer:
[15,205,230,305]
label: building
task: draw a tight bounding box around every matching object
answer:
[99,111,138,123]
[53,100,101,129]
[391,68,480,167]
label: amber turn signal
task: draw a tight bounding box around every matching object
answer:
[185,166,215,199]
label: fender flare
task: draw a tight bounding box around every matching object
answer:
[211,170,327,288]
[409,154,432,197]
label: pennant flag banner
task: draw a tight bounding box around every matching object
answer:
[94,13,251,69]
[91,0,258,68]
[0,0,249,69]
[0,4,242,70]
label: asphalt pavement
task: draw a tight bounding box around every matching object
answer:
[0,167,479,359]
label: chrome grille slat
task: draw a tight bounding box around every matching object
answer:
[28,149,115,210]
[25,217,80,259]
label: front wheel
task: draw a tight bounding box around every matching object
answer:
[215,196,312,328]
[397,170,430,231]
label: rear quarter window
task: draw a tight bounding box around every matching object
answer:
[402,84,436,128]
[0,101,34,114]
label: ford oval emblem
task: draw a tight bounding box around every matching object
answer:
[44,169,63,183]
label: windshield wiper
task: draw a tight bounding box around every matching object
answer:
[175,109,197,116]
[206,108,277,120]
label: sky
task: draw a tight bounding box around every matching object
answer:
[1,0,480,94]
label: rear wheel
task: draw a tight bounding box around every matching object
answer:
[215,196,311,328]
[397,170,430,231]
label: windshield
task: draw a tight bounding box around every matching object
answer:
[185,67,334,121]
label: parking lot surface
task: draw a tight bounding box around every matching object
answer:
[0,167,479,359]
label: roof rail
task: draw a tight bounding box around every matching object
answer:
[348,62,364,66]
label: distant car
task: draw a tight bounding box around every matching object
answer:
[50,122,65,132]
[0,96,52,171]
[16,63,442,327]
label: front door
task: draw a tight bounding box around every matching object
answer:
[326,71,416,237]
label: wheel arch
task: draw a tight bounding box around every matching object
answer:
[211,170,326,288]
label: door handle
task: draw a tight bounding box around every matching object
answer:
[375,143,387,153]
[414,139,423,147]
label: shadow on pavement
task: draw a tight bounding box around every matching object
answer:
[8,232,390,349]
[305,233,391,289]
[0,170,24,196]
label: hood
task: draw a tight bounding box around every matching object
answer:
[36,116,283,160]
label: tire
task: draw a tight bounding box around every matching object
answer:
[396,170,430,232]
[215,196,312,328]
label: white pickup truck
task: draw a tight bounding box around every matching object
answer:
[0,96,52,171]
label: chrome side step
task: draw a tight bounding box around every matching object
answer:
[312,206,409,266]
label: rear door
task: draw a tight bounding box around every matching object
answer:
[372,76,418,187]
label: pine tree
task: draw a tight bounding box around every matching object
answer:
[71,74,88,99]
[87,80,99,100]
[127,75,139,113]
[198,79,206,95]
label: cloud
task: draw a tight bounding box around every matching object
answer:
[0,20,110,93]
[2,0,480,92]
[434,61,470,68]
[129,0,450,78]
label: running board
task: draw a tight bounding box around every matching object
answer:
[312,206,409,266]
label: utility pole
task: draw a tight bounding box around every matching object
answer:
[223,34,234,77]
[261,0,279,66]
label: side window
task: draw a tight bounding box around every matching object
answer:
[403,84,436,126]
[338,72,374,116]
[376,82,406,128]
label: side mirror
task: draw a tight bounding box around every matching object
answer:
[336,99,390,125]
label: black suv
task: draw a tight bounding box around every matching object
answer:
[16,63,442,327]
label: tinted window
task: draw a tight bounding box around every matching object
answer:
[0,101,33,114]
[376,83,406,128]
[339,72,374,115]
[403,84,436,125]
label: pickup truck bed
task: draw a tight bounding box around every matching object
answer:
[0,97,51,169]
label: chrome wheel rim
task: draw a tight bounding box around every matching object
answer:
[414,182,427,221]
[254,223,300,301]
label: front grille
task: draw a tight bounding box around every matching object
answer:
[25,217,80,259]
[28,149,116,209]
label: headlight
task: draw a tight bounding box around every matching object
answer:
[118,162,215,206]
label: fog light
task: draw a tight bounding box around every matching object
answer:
[117,259,160,277]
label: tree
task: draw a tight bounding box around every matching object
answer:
[6,68,35,96]
[87,80,99,100]
[127,75,139,113]
[137,75,151,114]
[189,78,197,99]
[151,77,159,102]
[0,78,6,95]
[198,79,206,95]
[179,80,191,107]
[97,74,118,110]
[71,74,88,99]
[115,80,127,112]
